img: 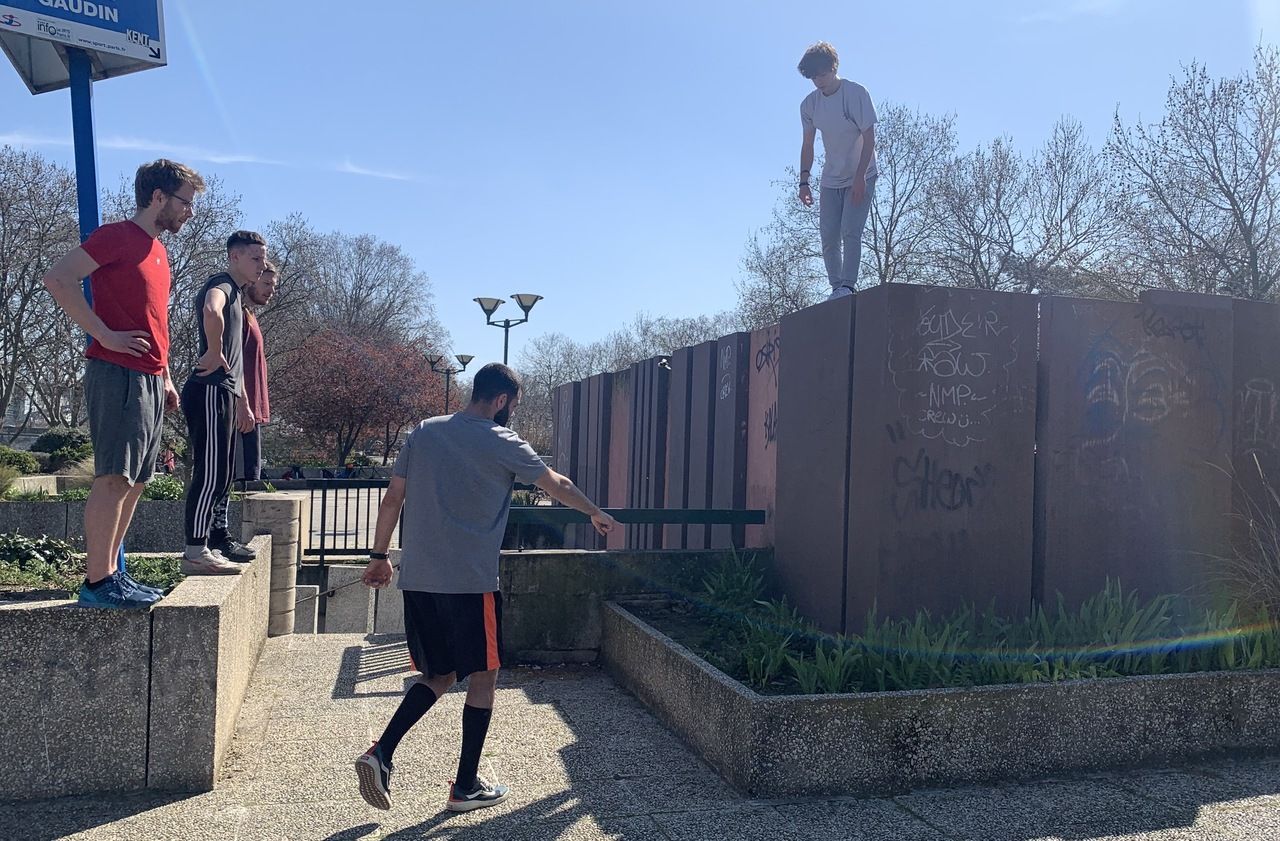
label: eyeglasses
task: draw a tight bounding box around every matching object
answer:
[166,192,195,209]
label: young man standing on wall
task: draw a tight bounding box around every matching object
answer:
[354,363,617,812]
[180,230,267,574]
[797,41,878,299]
[207,259,279,562]
[42,159,205,608]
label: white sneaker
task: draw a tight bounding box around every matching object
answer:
[181,548,245,575]
[827,285,854,300]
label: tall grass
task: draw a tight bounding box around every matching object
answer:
[695,551,1280,694]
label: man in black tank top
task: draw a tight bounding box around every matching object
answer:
[180,230,268,575]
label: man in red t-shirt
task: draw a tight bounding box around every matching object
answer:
[42,159,205,609]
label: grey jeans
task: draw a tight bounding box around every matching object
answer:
[819,177,876,290]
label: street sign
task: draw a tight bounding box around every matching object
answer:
[0,0,165,93]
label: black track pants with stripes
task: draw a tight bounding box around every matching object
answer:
[182,381,236,545]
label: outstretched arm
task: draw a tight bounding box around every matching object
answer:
[534,469,617,535]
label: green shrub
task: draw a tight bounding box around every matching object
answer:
[31,427,89,454]
[0,532,81,592]
[0,465,18,498]
[0,446,40,475]
[5,489,52,501]
[49,443,93,472]
[143,474,185,500]
[59,487,90,501]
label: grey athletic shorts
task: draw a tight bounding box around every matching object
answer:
[85,358,165,484]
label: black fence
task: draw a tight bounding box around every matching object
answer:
[304,478,764,572]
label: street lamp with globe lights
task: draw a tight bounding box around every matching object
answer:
[474,293,543,364]
[426,352,473,414]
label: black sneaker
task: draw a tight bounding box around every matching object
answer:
[209,534,256,562]
[447,776,510,812]
[355,743,393,810]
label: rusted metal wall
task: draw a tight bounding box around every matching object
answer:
[847,285,1038,626]
[548,284,1255,627]
[574,373,612,550]
[1035,293,1232,609]
[686,342,718,549]
[1230,298,1280,559]
[606,369,633,550]
[774,296,856,633]
[663,348,692,549]
[627,356,670,549]
[551,382,580,487]
[745,324,781,547]
[711,332,751,549]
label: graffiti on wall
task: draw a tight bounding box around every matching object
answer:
[885,420,995,522]
[1070,309,1227,488]
[755,332,781,449]
[888,304,1021,448]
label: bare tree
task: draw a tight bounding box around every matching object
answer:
[735,166,827,330]
[308,232,445,343]
[927,136,1031,291]
[864,104,958,286]
[20,310,87,428]
[1010,117,1122,296]
[1108,44,1280,299]
[0,147,79,427]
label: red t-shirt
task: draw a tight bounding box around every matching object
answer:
[243,310,270,422]
[81,221,171,375]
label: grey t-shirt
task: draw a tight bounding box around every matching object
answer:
[800,78,878,189]
[189,272,244,395]
[394,413,549,593]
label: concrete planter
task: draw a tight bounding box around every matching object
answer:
[601,601,1280,798]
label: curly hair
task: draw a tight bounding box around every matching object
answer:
[797,41,839,78]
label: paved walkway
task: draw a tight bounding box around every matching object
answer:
[3,634,1280,840]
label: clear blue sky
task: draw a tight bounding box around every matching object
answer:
[1,0,1274,366]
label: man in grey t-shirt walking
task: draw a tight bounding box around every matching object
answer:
[355,362,616,814]
[797,41,878,299]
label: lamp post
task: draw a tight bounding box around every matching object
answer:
[426,353,473,414]
[474,293,543,364]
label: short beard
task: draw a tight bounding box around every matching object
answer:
[494,407,511,427]
[157,208,183,234]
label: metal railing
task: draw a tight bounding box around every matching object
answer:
[304,478,765,572]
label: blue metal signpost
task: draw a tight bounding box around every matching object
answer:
[0,1,168,576]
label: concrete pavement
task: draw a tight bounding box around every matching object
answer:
[2,634,1278,840]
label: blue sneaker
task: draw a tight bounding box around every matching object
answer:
[76,576,154,609]
[116,572,163,602]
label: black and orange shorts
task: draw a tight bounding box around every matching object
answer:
[402,590,503,680]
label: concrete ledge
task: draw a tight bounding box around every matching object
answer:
[0,600,151,800]
[601,601,1280,797]
[0,499,240,552]
[8,475,59,495]
[147,534,271,791]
